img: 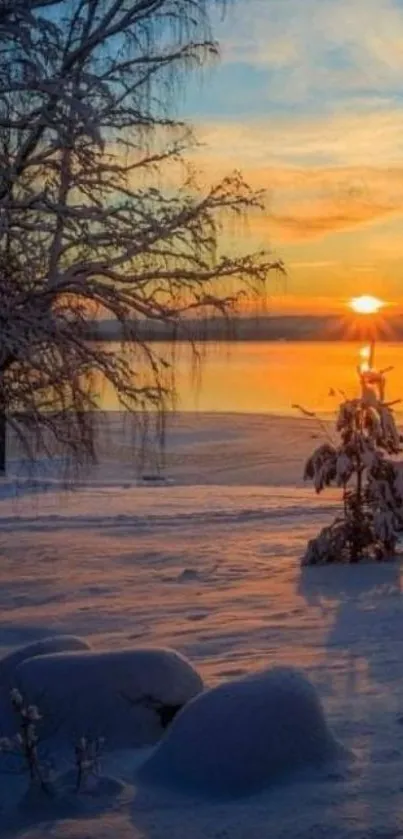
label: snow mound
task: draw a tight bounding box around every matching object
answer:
[13,647,203,749]
[0,635,91,691]
[138,666,347,798]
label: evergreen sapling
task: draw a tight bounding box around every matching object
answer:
[302,363,403,564]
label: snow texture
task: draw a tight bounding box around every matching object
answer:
[138,666,347,797]
[12,647,203,748]
[0,635,91,691]
[1,412,403,838]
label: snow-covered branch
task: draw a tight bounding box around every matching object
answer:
[0,0,280,469]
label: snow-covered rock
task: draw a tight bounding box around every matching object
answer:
[12,647,203,749]
[138,666,347,798]
[0,635,91,691]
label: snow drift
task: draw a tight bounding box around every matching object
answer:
[0,635,91,691]
[138,666,348,797]
[9,647,203,749]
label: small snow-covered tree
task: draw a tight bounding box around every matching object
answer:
[74,735,104,793]
[0,0,281,473]
[302,365,403,564]
[0,689,50,794]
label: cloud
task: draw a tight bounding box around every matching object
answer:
[173,1,403,304]
[195,109,403,167]
[290,261,338,270]
[180,0,403,123]
[267,199,396,242]
[189,112,403,245]
[215,0,403,103]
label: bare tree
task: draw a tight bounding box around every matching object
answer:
[0,0,280,474]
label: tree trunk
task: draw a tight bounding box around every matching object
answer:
[350,465,363,563]
[0,410,6,474]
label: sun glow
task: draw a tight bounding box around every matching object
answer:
[359,344,372,373]
[359,345,371,360]
[349,295,385,315]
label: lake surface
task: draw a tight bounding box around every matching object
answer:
[99,341,403,416]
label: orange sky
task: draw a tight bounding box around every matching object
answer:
[181,0,403,315]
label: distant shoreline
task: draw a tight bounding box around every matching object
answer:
[87,314,403,343]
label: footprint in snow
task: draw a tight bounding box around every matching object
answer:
[177,568,200,582]
[186,611,209,622]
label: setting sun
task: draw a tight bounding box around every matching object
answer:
[349,295,385,315]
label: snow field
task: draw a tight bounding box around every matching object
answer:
[0,414,403,838]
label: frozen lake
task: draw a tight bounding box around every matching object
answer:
[98,341,403,415]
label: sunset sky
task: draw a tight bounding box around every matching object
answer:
[180,0,403,314]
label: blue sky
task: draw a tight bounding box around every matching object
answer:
[180,0,403,312]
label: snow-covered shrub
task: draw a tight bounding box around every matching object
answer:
[137,667,347,798]
[302,368,403,564]
[74,736,104,793]
[14,647,203,749]
[0,689,51,794]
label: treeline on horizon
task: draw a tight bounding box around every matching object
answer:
[87,315,402,343]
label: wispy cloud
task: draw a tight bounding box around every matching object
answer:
[182,1,403,305]
[267,199,396,242]
[213,0,403,104]
[191,113,403,246]
[196,110,403,168]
